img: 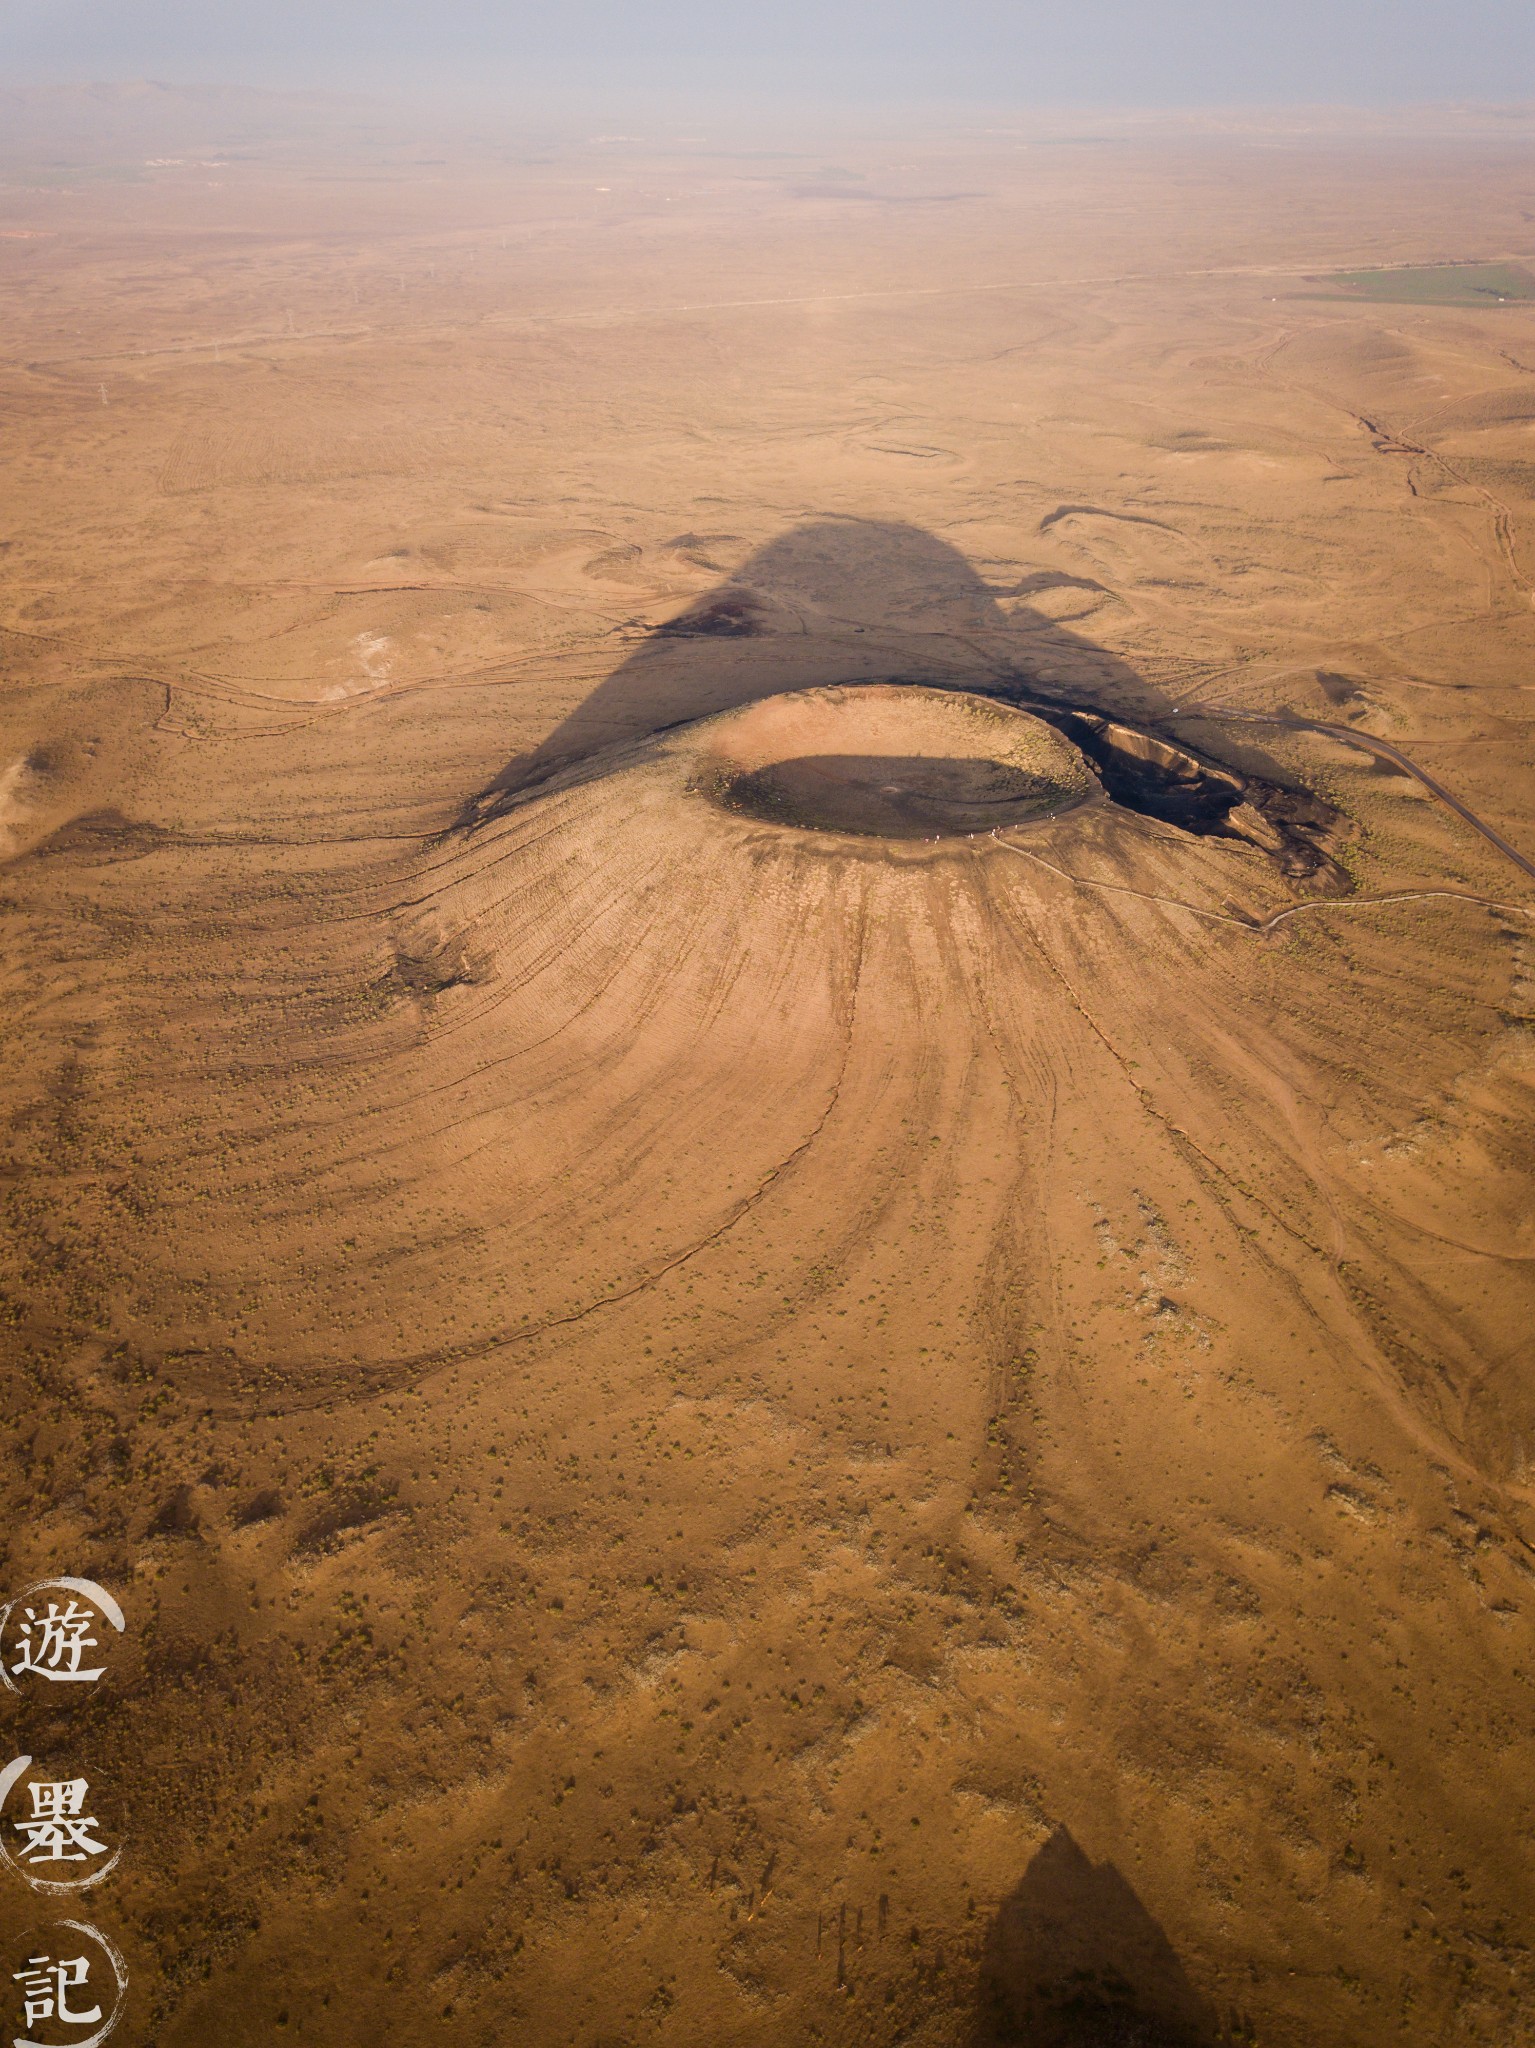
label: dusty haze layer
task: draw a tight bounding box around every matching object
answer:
[1,108,1535,2048]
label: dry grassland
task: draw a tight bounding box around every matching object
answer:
[1,113,1534,2047]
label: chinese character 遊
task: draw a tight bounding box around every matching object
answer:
[8,1603,105,1685]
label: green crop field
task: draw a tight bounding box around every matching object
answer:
[1313,260,1535,305]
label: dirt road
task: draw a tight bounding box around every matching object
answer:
[1200,706,1535,882]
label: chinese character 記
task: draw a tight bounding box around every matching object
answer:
[11,1953,102,2029]
[14,1780,109,1866]
[9,1603,104,1685]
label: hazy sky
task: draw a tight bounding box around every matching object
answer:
[4,0,1534,107]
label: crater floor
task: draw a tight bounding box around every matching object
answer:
[696,685,1097,838]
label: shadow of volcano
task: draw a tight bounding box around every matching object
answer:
[974,1829,1231,2048]
[468,518,1346,884]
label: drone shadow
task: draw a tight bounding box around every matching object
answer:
[973,1827,1243,2048]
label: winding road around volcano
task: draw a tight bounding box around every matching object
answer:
[1198,706,1535,884]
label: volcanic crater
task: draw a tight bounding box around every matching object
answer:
[691,684,1097,839]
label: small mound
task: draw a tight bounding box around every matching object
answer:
[692,684,1095,839]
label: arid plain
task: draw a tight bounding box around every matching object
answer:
[2,98,1535,2047]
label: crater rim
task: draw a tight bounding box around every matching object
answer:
[690,682,1099,842]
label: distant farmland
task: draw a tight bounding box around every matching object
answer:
[1311,259,1535,304]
